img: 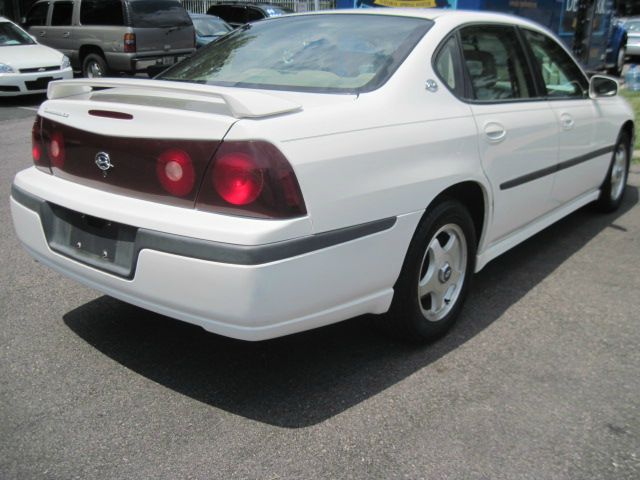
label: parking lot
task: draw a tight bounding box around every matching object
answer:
[1,94,639,479]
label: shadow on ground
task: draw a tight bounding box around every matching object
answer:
[64,187,638,428]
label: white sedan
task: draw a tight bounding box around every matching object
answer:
[0,16,72,96]
[10,10,634,342]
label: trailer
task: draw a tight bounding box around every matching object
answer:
[336,0,627,75]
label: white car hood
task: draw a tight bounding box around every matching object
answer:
[0,44,63,69]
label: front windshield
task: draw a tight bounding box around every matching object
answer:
[159,14,432,94]
[193,17,232,36]
[0,22,35,46]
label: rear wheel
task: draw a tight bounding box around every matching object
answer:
[608,46,626,77]
[82,53,109,78]
[382,200,476,342]
[596,131,630,213]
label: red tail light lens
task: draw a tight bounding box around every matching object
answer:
[124,33,136,53]
[48,131,65,168]
[214,152,264,205]
[156,149,196,197]
[196,141,306,219]
[31,117,47,171]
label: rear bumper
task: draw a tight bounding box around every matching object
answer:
[105,50,195,73]
[11,170,419,340]
[0,68,73,96]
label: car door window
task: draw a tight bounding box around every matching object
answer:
[51,1,73,26]
[25,3,50,27]
[522,29,588,99]
[434,35,463,97]
[459,25,534,102]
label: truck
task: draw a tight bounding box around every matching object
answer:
[336,0,628,75]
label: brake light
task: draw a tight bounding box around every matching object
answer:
[214,152,264,205]
[48,131,65,169]
[31,117,47,170]
[196,141,306,219]
[124,33,136,53]
[156,149,195,197]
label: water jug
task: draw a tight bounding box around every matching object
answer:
[625,64,640,92]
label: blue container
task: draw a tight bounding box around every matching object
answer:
[625,65,640,92]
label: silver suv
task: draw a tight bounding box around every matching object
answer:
[23,0,196,77]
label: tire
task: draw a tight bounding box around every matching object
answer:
[381,199,477,343]
[595,131,631,213]
[608,46,626,77]
[82,53,109,78]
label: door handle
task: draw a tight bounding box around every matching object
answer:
[39,31,45,36]
[62,32,70,38]
[484,122,507,143]
[560,113,574,130]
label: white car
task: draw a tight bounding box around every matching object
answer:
[10,10,633,342]
[0,16,72,96]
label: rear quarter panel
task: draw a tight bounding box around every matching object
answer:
[225,23,488,237]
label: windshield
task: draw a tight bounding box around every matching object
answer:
[0,22,35,46]
[159,14,432,94]
[129,0,192,28]
[193,17,232,36]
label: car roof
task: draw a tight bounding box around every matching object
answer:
[280,9,550,32]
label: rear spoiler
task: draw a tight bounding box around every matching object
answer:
[47,78,302,119]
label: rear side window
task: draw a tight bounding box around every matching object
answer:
[128,0,191,28]
[25,3,49,27]
[434,35,463,96]
[51,1,73,26]
[522,29,588,99]
[459,25,534,102]
[80,0,124,26]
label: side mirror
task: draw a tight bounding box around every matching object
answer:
[589,75,619,98]
[21,17,26,25]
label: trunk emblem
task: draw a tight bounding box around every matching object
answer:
[95,152,114,177]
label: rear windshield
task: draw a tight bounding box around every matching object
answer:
[192,17,232,36]
[128,0,192,28]
[159,14,432,94]
[0,22,35,46]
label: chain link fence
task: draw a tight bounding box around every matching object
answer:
[180,0,336,14]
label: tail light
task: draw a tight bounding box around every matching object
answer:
[31,116,49,172]
[124,33,136,53]
[196,141,306,219]
[48,130,65,169]
[156,149,196,197]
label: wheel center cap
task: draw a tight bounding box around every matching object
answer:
[439,263,452,283]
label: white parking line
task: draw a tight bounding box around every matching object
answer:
[18,107,39,111]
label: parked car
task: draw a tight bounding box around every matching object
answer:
[623,17,640,58]
[205,3,291,28]
[0,16,72,96]
[22,0,195,77]
[190,13,232,48]
[10,11,633,342]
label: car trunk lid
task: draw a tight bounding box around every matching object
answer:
[37,78,302,208]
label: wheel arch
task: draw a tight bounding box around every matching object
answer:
[621,120,635,149]
[425,180,490,250]
[79,45,105,64]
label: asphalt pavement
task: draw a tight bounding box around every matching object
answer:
[1,96,639,479]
